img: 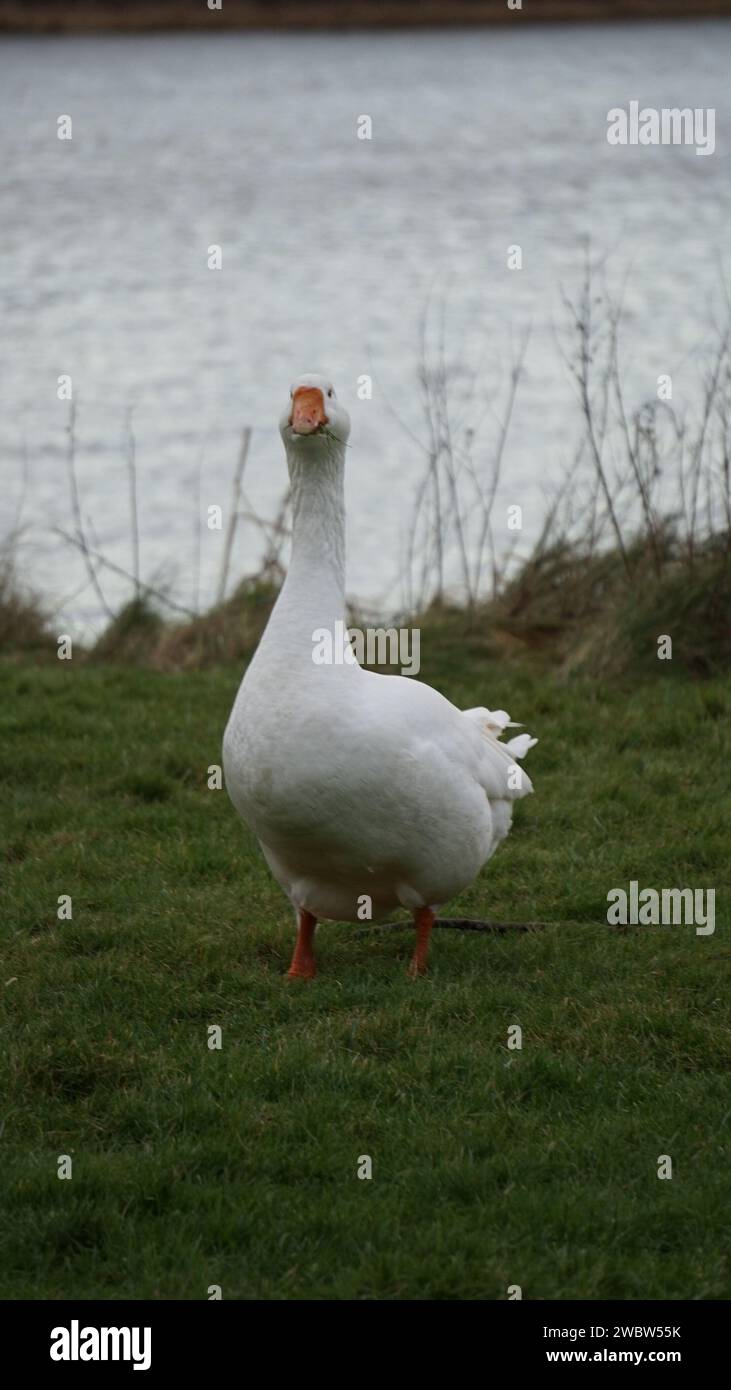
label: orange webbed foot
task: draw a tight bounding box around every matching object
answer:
[407,906,434,977]
[286,908,317,981]
[287,959,316,981]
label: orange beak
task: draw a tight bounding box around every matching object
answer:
[290,386,328,435]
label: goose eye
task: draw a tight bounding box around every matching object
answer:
[327,388,333,398]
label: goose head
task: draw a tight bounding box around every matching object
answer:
[280,373,350,451]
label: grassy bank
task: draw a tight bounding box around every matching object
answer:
[1,637,729,1299]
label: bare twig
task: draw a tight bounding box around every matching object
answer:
[54,528,197,618]
[561,266,631,575]
[472,330,530,600]
[217,426,251,605]
[125,407,140,600]
[192,446,203,615]
[64,402,114,619]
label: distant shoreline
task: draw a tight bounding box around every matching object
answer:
[1,1,730,35]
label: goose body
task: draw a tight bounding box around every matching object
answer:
[223,374,536,976]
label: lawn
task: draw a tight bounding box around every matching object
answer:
[1,647,729,1300]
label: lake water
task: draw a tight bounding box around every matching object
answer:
[1,21,730,634]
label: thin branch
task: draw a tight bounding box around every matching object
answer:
[217,426,251,605]
[64,401,114,619]
[54,528,197,618]
[125,406,140,600]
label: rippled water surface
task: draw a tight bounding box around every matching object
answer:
[2,22,729,630]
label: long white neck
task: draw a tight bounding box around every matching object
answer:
[258,437,347,665]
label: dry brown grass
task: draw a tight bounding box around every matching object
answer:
[488,531,731,677]
[0,544,53,658]
[85,578,277,671]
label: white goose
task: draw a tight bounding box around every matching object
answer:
[223,374,537,979]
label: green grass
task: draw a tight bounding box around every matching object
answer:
[1,650,730,1300]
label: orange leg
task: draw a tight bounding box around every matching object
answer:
[287,908,317,980]
[408,906,434,977]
